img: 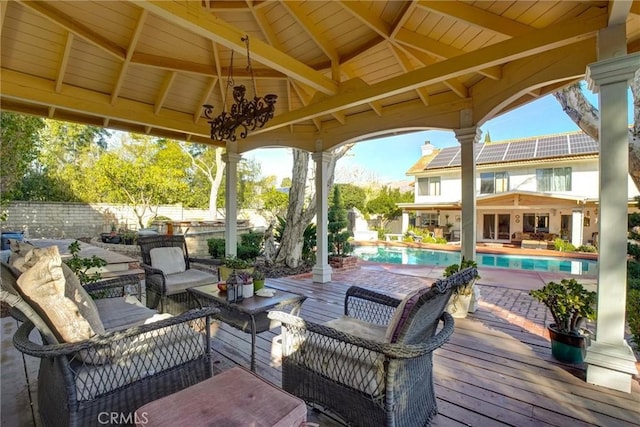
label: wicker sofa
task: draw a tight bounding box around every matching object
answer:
[1,247,218,427]
[268,267,477,427]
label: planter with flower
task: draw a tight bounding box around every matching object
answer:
[529,278,596,363]
[444,258,480,318]
[237,271,254,298]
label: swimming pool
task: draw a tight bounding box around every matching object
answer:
[352,246,598,275]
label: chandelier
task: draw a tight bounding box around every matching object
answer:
[203,35,277,142]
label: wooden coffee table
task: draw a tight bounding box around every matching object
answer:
[188,284,306,371]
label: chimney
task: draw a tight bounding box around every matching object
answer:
[421,141,436,156]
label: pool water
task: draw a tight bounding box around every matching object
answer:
[352,246,598,275]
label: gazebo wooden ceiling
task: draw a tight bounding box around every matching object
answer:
[1,1,639,153]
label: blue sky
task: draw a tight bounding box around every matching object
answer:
[247,86,633,184]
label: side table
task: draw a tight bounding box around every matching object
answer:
[188,284,306,371]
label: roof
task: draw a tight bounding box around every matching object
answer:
[409,131,600,174]
[1,1,639,153]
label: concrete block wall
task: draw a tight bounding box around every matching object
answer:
[1,202,269,246]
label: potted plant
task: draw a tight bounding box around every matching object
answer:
[121,229,137,245]
[252,270,266,292]
[444,258,480,318]
[529,278,596,363]
[218,255,255,281]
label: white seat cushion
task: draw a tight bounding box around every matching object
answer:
[150,247,186,275]
[163,269,217,295]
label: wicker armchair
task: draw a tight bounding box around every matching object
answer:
[137,235,218,314]
[269,267,478,427]
[1,262,218,427]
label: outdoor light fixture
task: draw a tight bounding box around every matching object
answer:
[203,35,277,142]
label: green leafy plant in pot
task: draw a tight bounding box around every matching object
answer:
[529,278,596,363]
[218,255,254,281]
[443,258,480,318]
[252,270,266,292]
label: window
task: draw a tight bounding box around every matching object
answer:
[523,213,549,233]
[536,167,571,191]
[417,177,441,196]
[480,172,509,194]
[421,213,439,227]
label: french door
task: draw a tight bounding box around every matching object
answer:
[483,214,511,241]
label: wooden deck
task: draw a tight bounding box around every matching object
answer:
[210,270,640,427]
[2,265,638,426]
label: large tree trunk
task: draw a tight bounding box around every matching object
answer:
[553,74,640,190]
[275,145,353,268]
[208,148,225,219]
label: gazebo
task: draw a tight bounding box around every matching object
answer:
[1,0,638,392]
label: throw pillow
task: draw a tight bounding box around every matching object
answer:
[149,247,186,275]
[384,287,430,343]
[16,246,96,343]
[62,263,105,336]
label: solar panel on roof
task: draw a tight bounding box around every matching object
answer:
[425,148,459,169]
[537,135,570,157]
[503,140,536,161]
[476,144,508,163]
[569,133,598,154]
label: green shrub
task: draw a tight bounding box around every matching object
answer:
[147,215,171,227]
[275,216,317,262]
[240,230,263,251]
[576,244,597,253]
[207,238,226,258]
[628,242,640,261]
[627,288,640,348]
[237,244,260,260]
[554,238,576,252]
[64,240,107,285]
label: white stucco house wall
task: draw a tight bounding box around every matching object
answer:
[397,131,640,247]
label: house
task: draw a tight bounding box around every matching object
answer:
[398,131,640,247]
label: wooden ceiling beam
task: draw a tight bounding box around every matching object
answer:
[339,1,392,39]
[55,32,74,93]
[154,71,176,115]
[417,1,534,37]
[17,0,125,60]
[131,0,338,95]
[281,2,338,63]
[255,10,607,132]
[111,9,148,104]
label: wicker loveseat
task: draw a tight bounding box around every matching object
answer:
[137,235,218,314]
[1,246,218,427]
[268,267,477,427]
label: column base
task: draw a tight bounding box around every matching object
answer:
[312,264,332,283]
[585,340,638,393]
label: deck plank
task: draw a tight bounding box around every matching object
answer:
[206,274,639,427]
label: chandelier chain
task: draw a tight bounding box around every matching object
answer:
[203,35,277,142]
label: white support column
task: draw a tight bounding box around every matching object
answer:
[455,127,481,262]
[401,211,409,234]
[584,51,640,393]
[312,151,333,283]
[571,209,584,247]
[223,152,242,257]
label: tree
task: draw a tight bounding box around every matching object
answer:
[280,177,292,188]
[261,187,289,220]
[89,135,191,228]
[553,72,639,188]
[328,186,352,256]
[183,143,225,218]
[0,112,44,202]
[274,144,353,268]
[332,183,367,211]
[365,186,413,230]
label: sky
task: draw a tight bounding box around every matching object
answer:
[244,85,633,185]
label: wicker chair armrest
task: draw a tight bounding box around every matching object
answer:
[84,275,142,299]
[189,258,219,274]
[268,310,454,359]
[344,286,402,324]
[140,263,165,277]
[13,306,218,359]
